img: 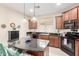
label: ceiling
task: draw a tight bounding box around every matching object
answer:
[0,3,79,17]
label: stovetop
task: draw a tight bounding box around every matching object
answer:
[65,32,79,39]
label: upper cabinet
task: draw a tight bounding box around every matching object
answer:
[56,16,63,29]
[63,7,78,21]
[28,20,37,29]
[63,11,69,21]
[70,8,78,20]
[78,7,79,20]
[56,6,79,29]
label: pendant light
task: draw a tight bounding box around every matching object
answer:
[23,3,26,22]
[31,3,37,21]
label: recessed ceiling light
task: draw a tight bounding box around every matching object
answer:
[56,3,61,6]
[30,9,33,12]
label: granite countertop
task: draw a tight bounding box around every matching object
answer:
[39,33,49,35]
[14,39,49,52]
[27,32,60,36]
[49,33,60,36]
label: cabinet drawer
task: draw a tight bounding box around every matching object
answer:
[38,35,49,40]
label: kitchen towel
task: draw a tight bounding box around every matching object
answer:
[64,38,67,45]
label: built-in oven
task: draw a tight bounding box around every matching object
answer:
[61,32,75,56]
[61,32,79,56]
[64,20,78,29]
[61,37,75,56]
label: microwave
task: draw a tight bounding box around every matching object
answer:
[64,20,78,29]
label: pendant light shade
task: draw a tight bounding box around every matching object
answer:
[31,17,37,21]
[23,18,26,22]
[31,3,37,21]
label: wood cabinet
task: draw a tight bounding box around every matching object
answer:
[63,11,69,21]
[75,39,79,56]
[77,7,79,28]
[49,36,55,47]
[56,16,63,29]
[77,7,79,20]
[26,51,44,56]
[28,20,37,29]
[68,10,72,20]
[63,7,79,29]
[63,7,78,21]
[71,8,78,20]
[38,35,49,40]
[49,35,60,48]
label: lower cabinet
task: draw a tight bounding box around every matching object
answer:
[49,35,60,48]
[75,39,79,56]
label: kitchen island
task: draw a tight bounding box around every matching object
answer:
[13,39,49,56]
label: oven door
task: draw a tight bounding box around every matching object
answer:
[61,37,75,55]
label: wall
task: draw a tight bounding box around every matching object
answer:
[37,15,57,33]
[0,5,28,46]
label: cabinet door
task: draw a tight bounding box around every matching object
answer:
[49,36,55,47]
[56,16,63,29]
[77,7,79,28]
[49,35,60,48]
[28,20,37,29]
[78,7,79,20]
[68,10,72,20]
[63,12,69,21]
[75,40,79,56]
[54,37,60,48]
[71,8,78,20]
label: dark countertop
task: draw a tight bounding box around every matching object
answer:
[14,39,49,52]
[49,33,60,36]
[27,32,60,36]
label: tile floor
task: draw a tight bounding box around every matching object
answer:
[44,47,69,56]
